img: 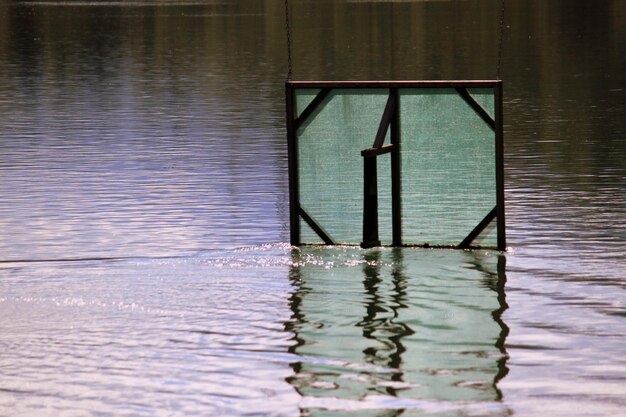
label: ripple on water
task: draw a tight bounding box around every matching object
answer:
[0,245,515,416]
[0,246,299,416]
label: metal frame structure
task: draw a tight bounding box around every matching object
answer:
[286,80,505,251]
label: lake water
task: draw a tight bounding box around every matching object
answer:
[1,1,625,416]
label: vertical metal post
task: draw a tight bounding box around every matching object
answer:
[286,82,300,245]
[362,155,380,248]
[494,82,506,251]
[390,88,402,246]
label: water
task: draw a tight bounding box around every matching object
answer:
[0,1,625,416]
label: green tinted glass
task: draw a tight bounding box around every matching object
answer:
[296,89,391,244]
[289,82,503,249]
[399,89,496,246]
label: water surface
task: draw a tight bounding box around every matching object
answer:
[0,1,625,416]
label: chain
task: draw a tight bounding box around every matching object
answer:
[284,0,293,80]
[496,0,505,80]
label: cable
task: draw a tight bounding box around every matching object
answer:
[496,0,505,80]
[284,0,293,80]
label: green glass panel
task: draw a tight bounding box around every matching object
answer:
[399,88,497,247]
[293,85,500,248]
[297,89,390,244]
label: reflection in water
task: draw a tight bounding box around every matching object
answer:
[485,255,510,397]
[287,247,509,416]
[357,249,414,401]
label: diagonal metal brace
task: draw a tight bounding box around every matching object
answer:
[459,206,498,249]
[298,205,336,245]
[372,91,396,149]
[294,88,332,131]
[455,88,495,131]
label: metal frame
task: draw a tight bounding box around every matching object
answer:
[286,80,505,251]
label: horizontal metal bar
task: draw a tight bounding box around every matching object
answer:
[287,80,502,89]
[361,144,394,157]
[297,242,501,250]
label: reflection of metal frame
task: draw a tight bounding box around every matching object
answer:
[286,248,510,402]
[286,80,505,250]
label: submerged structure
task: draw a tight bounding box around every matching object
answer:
[286,80,505,250]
